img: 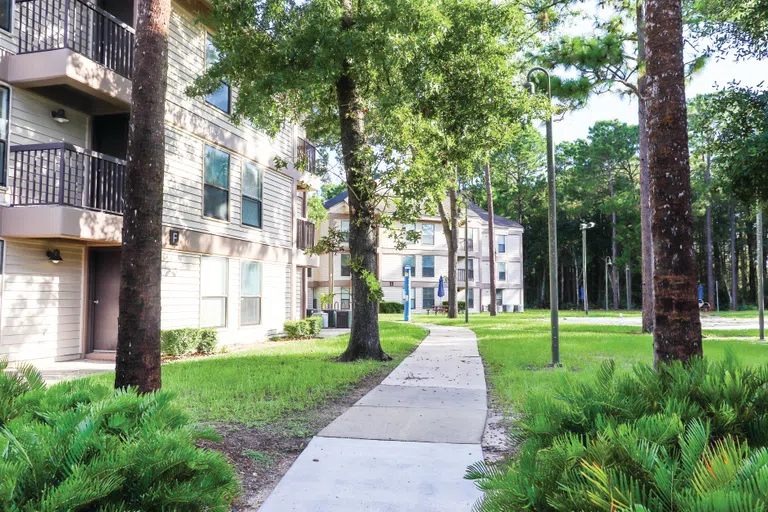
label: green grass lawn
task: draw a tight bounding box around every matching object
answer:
[412,312,768,414]
[92,322,426,426]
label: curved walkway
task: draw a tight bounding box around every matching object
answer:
[258,324,486,511]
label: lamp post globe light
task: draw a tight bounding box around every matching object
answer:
[580,222,596,316]
[525,67,560,367]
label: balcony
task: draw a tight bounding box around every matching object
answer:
[458,268,474,282]
[460,239,474,252]
[297,219,316,251]
[297,137,317,175]
[8,0,135,111]
[10,143,126,215]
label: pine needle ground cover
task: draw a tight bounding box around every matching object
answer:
[416,314,768,511]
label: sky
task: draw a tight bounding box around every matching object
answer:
[553,2,768,143]
[555,57,768,144]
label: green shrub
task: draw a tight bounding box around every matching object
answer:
[284,320,308,339]
[161,328,219,356]
[197,328,219,354]
[439,301,466,311]
[468,356,768,511]
[0,359,238,510]
[380,301,404,314]
[306,316,323,337]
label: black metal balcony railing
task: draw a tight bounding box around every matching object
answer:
[460,239,474,252]
[17,0,136,79]
[297,137,317,174]
[458,268,474,282]
[297,219,316,250]
[10,143,126,215]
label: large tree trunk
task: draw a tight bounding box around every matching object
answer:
[336,0,387,362]
[705,153,715,306]
[484,162,497,316]
[115,0,171,393]
[610,173,620,309]
[730,201,738,308]
[437,190,459,318]
[637,0,654,332]
[646,0,702,366]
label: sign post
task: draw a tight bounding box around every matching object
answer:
[404,266,411,322]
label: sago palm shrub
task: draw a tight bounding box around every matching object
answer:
[468,356,768,511]
[0,359,239,511]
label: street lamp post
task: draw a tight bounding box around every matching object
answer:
[580,222,595,316]
[526,67,560,366]
[758,204,764,341]
[605,257,612,311]
[465,199,470,324]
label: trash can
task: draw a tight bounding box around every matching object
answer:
[319,312,329,329]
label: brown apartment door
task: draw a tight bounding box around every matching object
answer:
[89,248,121,351]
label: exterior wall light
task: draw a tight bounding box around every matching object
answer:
[51,109,69,123]
[46,249,63,264]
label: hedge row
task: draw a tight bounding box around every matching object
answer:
[160,328,219,357]
[283,316,323,339]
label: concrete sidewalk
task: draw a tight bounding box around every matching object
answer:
[258,324,486,512]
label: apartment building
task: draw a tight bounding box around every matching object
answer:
[309,192,524,314]
[0,0,319,362]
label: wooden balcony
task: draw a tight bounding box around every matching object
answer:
[297,219,316,251]
[10,143,126,215]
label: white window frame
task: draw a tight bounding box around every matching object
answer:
[340,286,351,310]
[0,1,13,36]
[339,220,350,242]
[205,33,231,114]
[203,144,231,222]
[240,260,263,326]
[421,224,435,245]
[0,83,11,187]
[241,160,263,229]
[340,253,351,277]
[498,262,506,281]
[422,255,435,278]
[497,235,506,253]
[423,287,435,309]
[200,256,229,328]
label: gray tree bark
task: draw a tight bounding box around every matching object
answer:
[337,0,387,361]
[610,172,620,309]
[115,0,171,393]
[484,162,497,316]
[730,202,738,308]
[705,153,715,306]
[437,190,459,318]
[646,0,702,366]
[637,0,655,332]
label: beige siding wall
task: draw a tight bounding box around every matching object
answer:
[163,125,294,248]
[167,4,294,163]
[161,250,201,330]
[160,249,290,345]
[0,240,84,361]
[10,89,89,147]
